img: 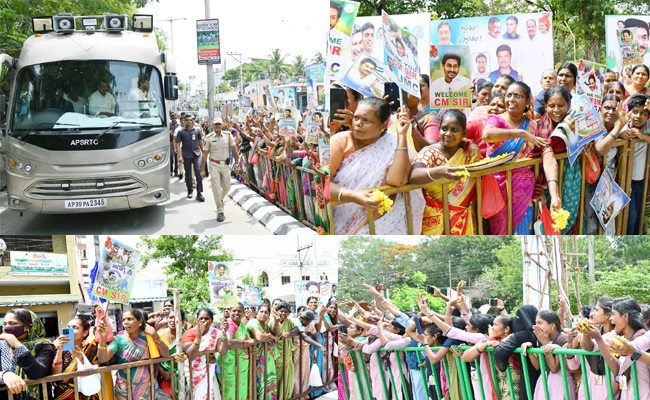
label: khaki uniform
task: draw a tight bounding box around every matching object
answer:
[203,130,236,213]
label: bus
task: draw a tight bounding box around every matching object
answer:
[1,13,178,213]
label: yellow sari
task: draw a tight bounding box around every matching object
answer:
[414,145,476,235]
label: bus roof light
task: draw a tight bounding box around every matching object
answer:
[32,16,53,33]
[82,18,98,33]
[132,14,153,32]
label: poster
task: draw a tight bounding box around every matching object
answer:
[305,109,327,144]
[382,10,420,97]
[572,94,607,164]
[605,16,650,72]
[263,85,280,112]
[328,0,360,81]
[196,19,221,65]
[92,237,140,304]
[617,27,642,67]
[576,60,606,109]
[270,87,297,109]
[431,13,554,94]
[208,261,236,308]
[10,251,68,276]
[294,280,338,308]
[590,168,630,230]
[340,54,389,98]
[279,108,299,136]
[306,63,325,108]
[238,284,263,307]
[429,45,472,109]
[319,122,330,168]
[242,96,252,107]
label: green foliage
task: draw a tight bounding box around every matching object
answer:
[470,239,524,311]
[389,286,446,314]
[217,81,233,93]
[154,26,168,52]
[242,273,267,300]
[266,48,290,80]
[592,263,650,305]
[291,55,307,78]
[222,59,270,89]
[138,235,232,316]
[311,52,325,64]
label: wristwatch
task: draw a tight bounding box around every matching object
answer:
[631,348,643,362]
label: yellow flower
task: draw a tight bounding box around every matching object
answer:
[370,190,393,215]
[455,168,470,182]
[551,208,570,231]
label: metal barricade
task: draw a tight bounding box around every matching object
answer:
[329,138,650,235]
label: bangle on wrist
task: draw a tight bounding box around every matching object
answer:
[496,307,505,312]
[547,179,558,184]
[426,168,435,181]
[53,360,63,366]
[609,132,618,140]
[338,187,347,203]
[476,345,483,353]
[395,147,408,151]
[98,345,107,350]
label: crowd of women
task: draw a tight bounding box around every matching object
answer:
[337,282,650,400]
[0,296,341,400]
[330,62,650,235]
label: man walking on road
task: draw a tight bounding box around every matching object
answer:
[169,113,180,177]
[201,117,240,222]
[176,115,205,202]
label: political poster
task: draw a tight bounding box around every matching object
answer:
[279,108,299,136]
[263,85,281,113]
[196,19,220,65]
[242,96,252,107]
[605,15,650,72]
[341,54,389,98]
[577,60,606,109]
[319,123,330,168]
[572,94,607,164]
[328,0,360,81]
[381,10,420,97]
[271,87,297,109]
[238,284,263,307]
[305,109,327,145]
[294,280,338,308]
[429,45,472,109]
[590,168,630,230]
[92,237,140,304]
[10,251,68,276]
[431,13,554,95]
[208,261,236,308]
[306,63,325,108]
[617,28,642,67]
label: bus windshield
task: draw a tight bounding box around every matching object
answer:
[10,60,165,133]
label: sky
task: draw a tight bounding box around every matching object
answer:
[139,0,328,88]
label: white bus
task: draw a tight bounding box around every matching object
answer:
[1,13,178,213]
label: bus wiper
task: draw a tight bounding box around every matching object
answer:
[96,120,155,139]
[16,122,81,141]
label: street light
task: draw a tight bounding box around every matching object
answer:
[227,52,243,98]
[157,18,187,54]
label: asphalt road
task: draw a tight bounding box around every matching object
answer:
[0,174,270,235]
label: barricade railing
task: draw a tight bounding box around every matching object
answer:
[339,345,640,400]
[240,148,330,233]
[0,333,337,400]
[329,138,649,235]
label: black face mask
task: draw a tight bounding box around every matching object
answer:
[2,325,25,337]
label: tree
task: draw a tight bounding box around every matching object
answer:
[388,271,446,313]
[217,81,233,93]
[266,48,290,80]
[222,59,269,89]
[138,235,233,316]
[291,55,307,78]
[312,52,325,63]
[154,26,168,52]
[592,263,650,305]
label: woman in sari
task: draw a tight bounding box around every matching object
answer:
[482,81,549,234]
[0,309,55,400]
[306,297,326,398]
[52,316,99,400]
[158,309,187,399]
[183,307,234,400]
[247,304,278,400]
[97,309,171,400]
[223,303,256,400]
[624,64,649,98]
[269,302,296,400]
[410,109,475,234]
[557,63,578,95]
[338,322,371,400]
[293,310,326,400]
[321,300,339,393]
[330,98,431,235]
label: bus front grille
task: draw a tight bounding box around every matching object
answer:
[26,177,146,197]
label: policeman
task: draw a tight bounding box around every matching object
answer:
[201,117,240,222]
[176,115,205,201]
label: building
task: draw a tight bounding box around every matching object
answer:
[0,235,82,338]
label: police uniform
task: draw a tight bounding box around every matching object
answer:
[175,125,204,199]
[203,128,236,216]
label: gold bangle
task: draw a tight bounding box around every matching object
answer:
[193,338,201,345]
[98,345,107,350]
[426,168,434,181]
[396,147,408,151]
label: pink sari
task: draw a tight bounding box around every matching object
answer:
[332,132,425,235]
[485,114,537,234]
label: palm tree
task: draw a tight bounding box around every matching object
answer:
[312,52,325,63]
[292,55,307,79]
[266,48,289,79]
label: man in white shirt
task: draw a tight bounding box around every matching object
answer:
[437,21,453,45]
[430,53,471,93]
[474,53,490,78]
[88,80,116,117]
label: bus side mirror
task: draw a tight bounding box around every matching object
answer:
[164,75,178,100]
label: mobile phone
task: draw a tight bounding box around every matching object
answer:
[384,82,400,113]
[330,88,347,122]
[338,324,348,334]
[61,328,75,351]
[490,298,499,307]
[425,285,437,296]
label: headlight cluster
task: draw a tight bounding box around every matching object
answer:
[8,158,35,175]
[134,151,166,170]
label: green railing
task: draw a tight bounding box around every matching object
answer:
[339,345,639,400]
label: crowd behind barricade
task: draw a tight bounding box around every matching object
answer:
[337,282,650,400]
[0,296,341,400]
[329,61,650,235]
[169,108,329,231]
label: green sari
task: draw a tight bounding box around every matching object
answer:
[221,319,250,400]
[246,319,278,400]
[157,330,184,399]
[269,318,296,400]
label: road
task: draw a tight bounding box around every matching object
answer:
[0,174,270,235]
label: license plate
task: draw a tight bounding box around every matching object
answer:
[64,198,106,209]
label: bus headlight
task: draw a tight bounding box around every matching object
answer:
[9,158,36,175]
[134,151,166,170]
